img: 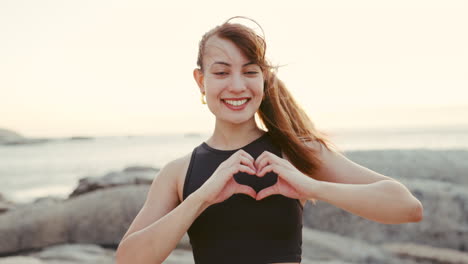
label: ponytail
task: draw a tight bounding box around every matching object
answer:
[258,69,334,178]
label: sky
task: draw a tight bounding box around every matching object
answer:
[1,0,467,138]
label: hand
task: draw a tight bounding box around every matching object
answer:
[254,150,320,201]
[195,149,258,206]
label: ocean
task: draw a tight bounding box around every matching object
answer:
[1,126,467,203]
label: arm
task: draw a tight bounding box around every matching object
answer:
[306,141,423,224]
[312,179,422,224]
[115,157,210,264]
[116,149,259,263]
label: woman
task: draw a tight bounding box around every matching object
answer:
[116,17,423,264]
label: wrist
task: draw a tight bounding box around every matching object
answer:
[306,177,324,201]
[190,190,212,210]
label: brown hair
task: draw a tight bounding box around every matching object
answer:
[196,16,335,178]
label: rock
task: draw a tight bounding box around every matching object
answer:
[303,178,468,252]
[168,228,424,264]
[1,246,193,264]
[29,243,114,264]
[0,183,191,256]
[382,243,468,264]
[165,228,400,264]
[0,185,149,255]
[302,228,384,263]
[0,203,12,214]
[68,137,93,141]
[163,249,194,264]
[302,261,353,264]
[301,228,417,264]
[345,149,468,185]
[0,194,15,214]
[163,248,330,264]
[178,234,192,250]
[6,196,64,215]
[122,166,154,173]
[0,256,44,264]
[0,128,24,145]
[3,148,466,259]
[0,128,49,146]
[32,197,64,205]
[69,166,159,197]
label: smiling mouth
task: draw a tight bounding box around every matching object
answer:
[222,98,250,106]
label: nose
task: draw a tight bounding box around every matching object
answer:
[228,73,247,93]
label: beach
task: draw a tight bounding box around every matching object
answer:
[1,129,467,263]
[2,0,468,262]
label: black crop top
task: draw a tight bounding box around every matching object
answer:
[182,132,303,264]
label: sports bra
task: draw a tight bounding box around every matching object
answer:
[182,132,303,264]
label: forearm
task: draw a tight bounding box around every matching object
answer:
[312,179,423,224]
[116,192,210,264]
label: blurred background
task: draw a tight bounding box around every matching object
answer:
[1,0,467,203]
[0,0,467,263]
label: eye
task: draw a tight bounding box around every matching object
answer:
[214,72,228,76]
[245,71,259,75]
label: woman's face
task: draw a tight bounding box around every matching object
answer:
[195,36,264,125]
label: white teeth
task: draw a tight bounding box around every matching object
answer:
[224,99,248,106]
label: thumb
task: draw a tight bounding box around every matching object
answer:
[256,185,278,201]
[235,184,257,200]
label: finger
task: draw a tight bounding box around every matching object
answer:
[232,150,256,172]
[255,151,278,172]
[237,149,255,166]
[254,151,266,169]
[256,185,278,200]
[239,155,257,173]
[235,184,257,200]
[256,164,275,177]
[238,149,255,162]
[255,155,271,173]
[232,164,257,175]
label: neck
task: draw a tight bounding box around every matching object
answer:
[207,117,266,150]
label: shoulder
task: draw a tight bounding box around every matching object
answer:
[168,152,193,203]
[119,151,193,242]
[147,151,193,204]
[165,151,192,173]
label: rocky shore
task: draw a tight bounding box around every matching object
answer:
[0,149,467,263]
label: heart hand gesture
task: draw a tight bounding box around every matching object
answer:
[194,149,319,206]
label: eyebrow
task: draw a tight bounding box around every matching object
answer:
[211,61,257,67]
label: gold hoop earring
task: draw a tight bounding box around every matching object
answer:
[201,93,207,104]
